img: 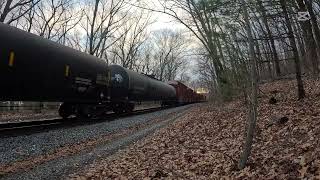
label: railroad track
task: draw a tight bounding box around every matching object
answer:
[0,105,193,179]
[0,106,171,137]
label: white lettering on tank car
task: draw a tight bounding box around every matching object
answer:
[112,74,123,83]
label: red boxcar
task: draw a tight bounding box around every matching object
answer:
[167,81,203,104]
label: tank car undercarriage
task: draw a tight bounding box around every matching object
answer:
[58,101,136,119]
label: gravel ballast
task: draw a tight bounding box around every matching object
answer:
[0,105,194,179]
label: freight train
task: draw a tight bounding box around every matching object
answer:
[0,23,205,118]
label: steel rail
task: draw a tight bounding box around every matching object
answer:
[0,106,172,137]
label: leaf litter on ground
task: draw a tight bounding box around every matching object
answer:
[70,79,320,179]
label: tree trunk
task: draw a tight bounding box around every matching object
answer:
[304,0,320,50]
[257,0,281,76]
[238,0,258,170]
[291,16,306,63]
[0,0,13,22]
[280,0,306,99]
[296,0,319,75]
[89,0,100,55]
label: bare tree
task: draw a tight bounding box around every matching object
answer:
[82,0,128,58]
[135,40,156,75]
[65,29,86,51]
[238,0,258,170]
[280,0,305,99]
[0,0,40,24]
[109,10,152,69]
[152,29,189,81]
[304,0,320,50]
[131,0,242,90]
[256,0,281,77]
[14,0,84,46]
[197,49,219,96]
[296,0,319,75]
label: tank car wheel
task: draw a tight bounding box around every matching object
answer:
[112,103,125,114]
[59,103,73,119]
[161,101,167,107]
[113,108,124,114]
[115,109,122,114]
[124,103,134,113]
[76,105,93,119]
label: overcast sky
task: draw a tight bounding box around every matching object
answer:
[149,12,184,31]
[135,0,185,31]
